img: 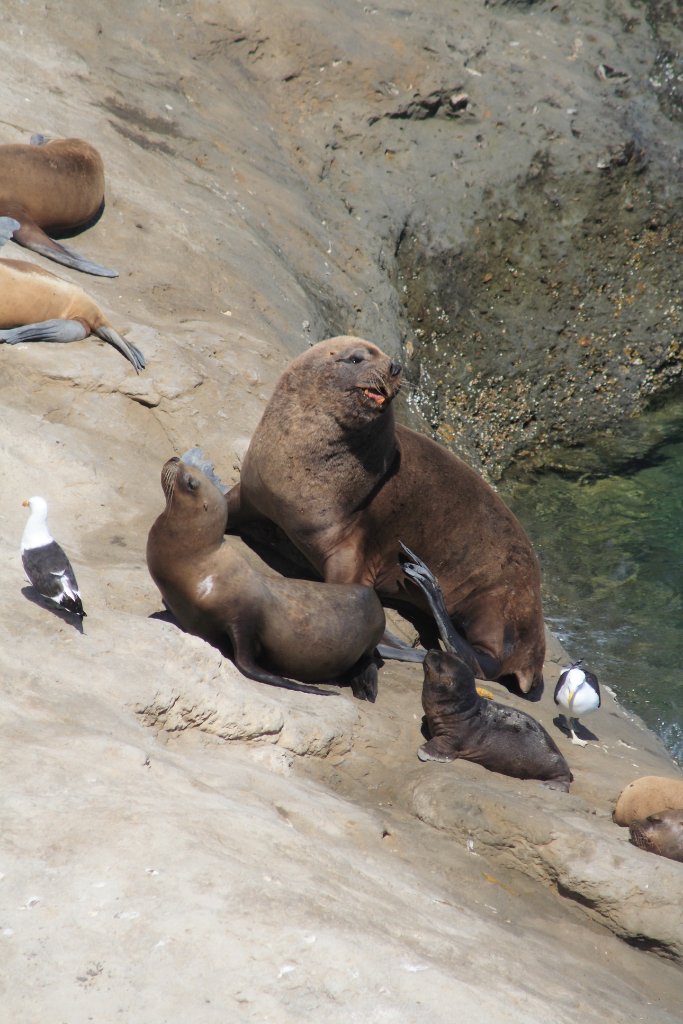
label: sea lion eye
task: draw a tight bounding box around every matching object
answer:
[187,476,200,491]
[341,351,365,364]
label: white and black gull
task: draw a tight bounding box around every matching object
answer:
[20,496,86,618]
[554,661,600,746]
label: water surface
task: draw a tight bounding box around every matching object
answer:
[502,397,683,764]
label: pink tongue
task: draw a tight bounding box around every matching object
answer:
[367,390,385,406]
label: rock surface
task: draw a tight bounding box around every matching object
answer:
[1,1,682,1021]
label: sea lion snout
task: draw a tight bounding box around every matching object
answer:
[389,360,402,377]
[629,809,683,862]
[160,456,182,499]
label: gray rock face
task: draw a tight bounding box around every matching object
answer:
[1,1,682,1021]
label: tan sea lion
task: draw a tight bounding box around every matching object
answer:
[0,218,143,371]
[227,336,545,693]
[0,134,117,277]
[613,774,683,826]
[629,809,683,863]
[401,547,571,789]
[146,457,386,699]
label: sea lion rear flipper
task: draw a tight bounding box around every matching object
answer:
[399,543,484,676]
[95,326,145,373]
[11,218,118,278]
[181,447,229,494]
[0,216,20,247]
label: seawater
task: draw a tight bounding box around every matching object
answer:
[502,396,683,765]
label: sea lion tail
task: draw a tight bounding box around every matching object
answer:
[0,216,20,247]
[95,326,146,372]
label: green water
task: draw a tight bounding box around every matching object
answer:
[502,397,683,764]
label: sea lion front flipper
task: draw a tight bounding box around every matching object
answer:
[0,319,144,373]
[399,543,484,676]
[0,319,89,345]
[376,640,426,663]
[0,216,20,247]
[346,658,378,703]
[10,218,118,278]
[417,738,457,763]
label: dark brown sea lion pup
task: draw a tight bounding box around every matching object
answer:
[0,134,117,277]
[146,458,386,699]
[417,649,572,790]
[227,336,545,693]
[0,218,144,371]
[629,809,683,863]
[402,547,571,790]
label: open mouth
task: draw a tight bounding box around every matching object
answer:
[362,387,388,407]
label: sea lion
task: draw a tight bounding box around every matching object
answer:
[401,548,571,789]
[0,217,144,372]
[227,336,545,693]
[146,457,386,699]
[629,809,683,863]
[0,135,117,277]
[417,649,572,790]
[613,775,683,827]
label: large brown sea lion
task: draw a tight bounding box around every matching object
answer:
[227,336,545,693]
[629,809,683,863]
[0,135,117,277]
[401,547,571,789]
[146,457,386,699]
[0,218,144,371]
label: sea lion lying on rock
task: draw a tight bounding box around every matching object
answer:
[227,336,545,694]
[0,135,118,277]
[147,457,386,699]
[0,217,144,372]
[613,774,683,826]
[629,809,683,863]
[403,548,571,790]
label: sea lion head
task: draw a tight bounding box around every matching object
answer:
[629,809,683,863]
[158,457,228,548]
[422,649,479,718]
[286,336,403,428]
[418,649,479,762]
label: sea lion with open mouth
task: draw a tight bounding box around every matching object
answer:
[227,336,545,694]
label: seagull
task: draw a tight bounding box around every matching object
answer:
[20,496,86,618]
[554,661,600,746]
